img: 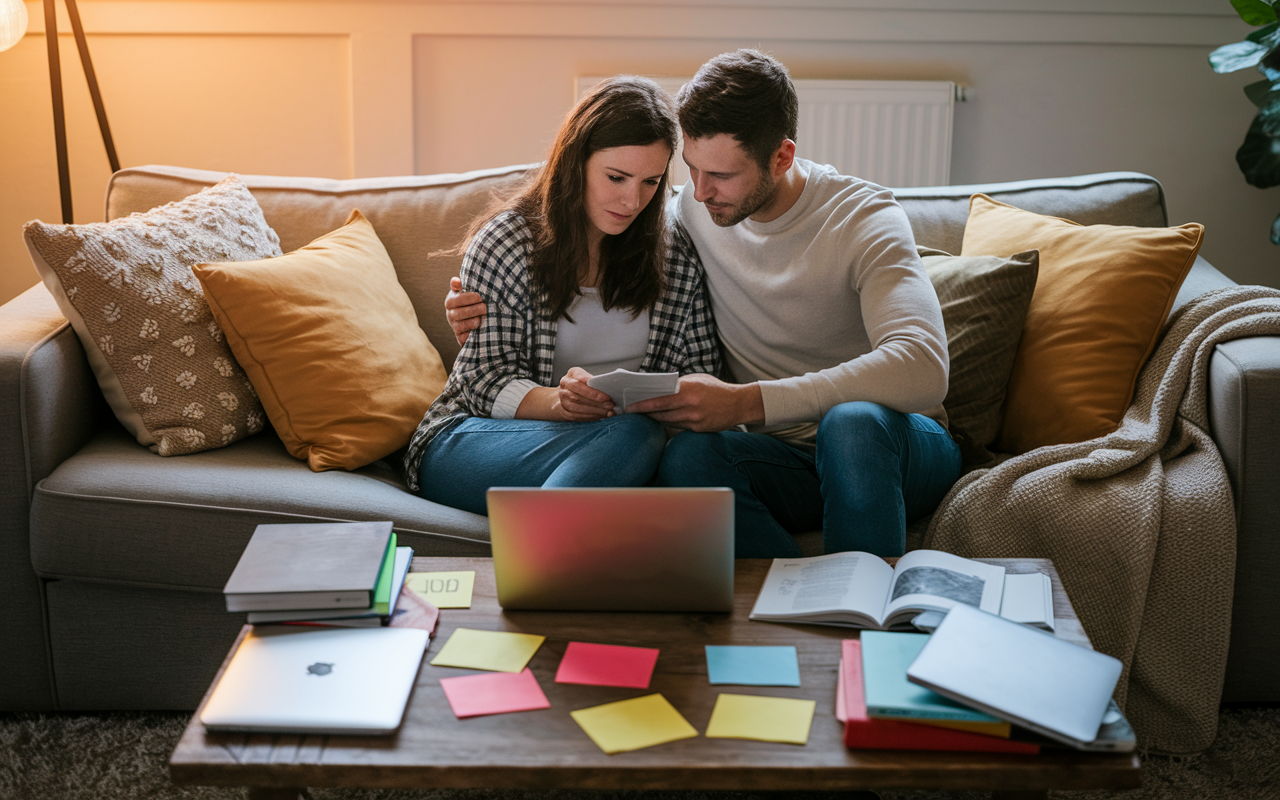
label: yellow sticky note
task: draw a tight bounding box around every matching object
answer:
[405,571,475,608]
[704,693,816,745]
[429,628,545,673]
[570,694,698,754]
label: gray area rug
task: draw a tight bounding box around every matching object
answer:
[1,706,1277,799]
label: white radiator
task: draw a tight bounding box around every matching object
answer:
[576,77,957,188]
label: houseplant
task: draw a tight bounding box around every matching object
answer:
[1209,0,1280,243]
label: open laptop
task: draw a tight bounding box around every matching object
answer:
[200,626,428,735]
[487,487,735,612]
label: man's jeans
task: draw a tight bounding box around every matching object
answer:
[417,414,667,515]
[656,401,962,558]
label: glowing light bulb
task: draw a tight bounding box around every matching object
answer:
[0,0,29,53]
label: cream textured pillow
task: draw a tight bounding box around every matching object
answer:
[961,194,1203,454]
[920,247,1039,467]
[24,176,278,456]
[193,209,449,472]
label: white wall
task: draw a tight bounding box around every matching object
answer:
[0,0,1271,307]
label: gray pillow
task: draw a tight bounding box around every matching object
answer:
[921,247,1039,467]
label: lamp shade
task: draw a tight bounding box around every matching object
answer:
[0,0,28,52]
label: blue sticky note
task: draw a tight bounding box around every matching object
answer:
[705,645,801,686]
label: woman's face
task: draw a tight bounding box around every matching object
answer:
[583,141,671,244]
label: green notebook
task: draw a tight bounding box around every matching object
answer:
[860,630,1001,724]
[371,532,398,615]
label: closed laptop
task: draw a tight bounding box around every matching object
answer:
[487,487,734,612]
[200,626,428,735]
[905,602,1124,749]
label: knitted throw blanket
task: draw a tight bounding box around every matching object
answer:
[925,285,1280,755]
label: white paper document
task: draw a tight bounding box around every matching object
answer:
[586,368,679,411]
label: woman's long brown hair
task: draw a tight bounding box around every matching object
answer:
[466,76,678,321]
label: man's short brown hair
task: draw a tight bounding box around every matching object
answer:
[676,49,799,171]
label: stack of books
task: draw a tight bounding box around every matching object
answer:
[223,521,413,627]
[841,604,1136,754]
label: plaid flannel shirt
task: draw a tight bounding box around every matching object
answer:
[403,210,721,492]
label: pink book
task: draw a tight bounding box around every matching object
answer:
[840,639,1039,754]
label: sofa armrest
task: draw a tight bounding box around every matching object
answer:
[1208,334,1280,701]
[1,284,109,491]
[0,282,107,710]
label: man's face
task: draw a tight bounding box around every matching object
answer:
[682,134,777,227]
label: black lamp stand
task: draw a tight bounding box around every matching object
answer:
[43,0,119,224]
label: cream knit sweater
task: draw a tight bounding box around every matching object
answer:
[675,158,949,444]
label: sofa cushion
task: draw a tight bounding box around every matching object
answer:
[894,171,1168,256]
[105,164,536,370]
[23,177,278,456]
[30,427,490,592]
[961,194,1203,454]
[921,247,1039,466]
[194,210,449,471]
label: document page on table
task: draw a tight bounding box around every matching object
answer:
[751,551,895,622]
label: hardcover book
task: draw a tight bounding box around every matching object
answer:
[749,549,1006,630]
[860,630,1003,724]
[223,521,393,612]
[249,544,411,626]
[840,639,1038,754]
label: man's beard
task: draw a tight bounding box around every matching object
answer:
[707,171,778,227]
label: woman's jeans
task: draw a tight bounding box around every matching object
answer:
[656,401,962,558]
[417,414,668,515]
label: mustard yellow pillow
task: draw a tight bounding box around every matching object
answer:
[193,210,448,471]
[960,194,1203,455]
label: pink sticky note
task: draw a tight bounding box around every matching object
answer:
[554,641,660,689]
[439,668,550,718]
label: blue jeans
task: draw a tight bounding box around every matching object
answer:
[417,414,668,515]
[656,401,961,558]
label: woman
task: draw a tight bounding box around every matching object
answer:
[403,76,721,514]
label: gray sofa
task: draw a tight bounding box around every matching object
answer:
[2,165,1277,713]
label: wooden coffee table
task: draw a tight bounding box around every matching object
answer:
[169,557,1140,800]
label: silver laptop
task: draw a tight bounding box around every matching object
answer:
[487,487,735,612]
[200,626,428,735]
[906,602,1128,750]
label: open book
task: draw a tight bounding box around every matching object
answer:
[748,549,1007,630]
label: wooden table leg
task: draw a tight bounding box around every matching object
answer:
[246,788,304,800]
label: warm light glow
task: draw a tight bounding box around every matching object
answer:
[0,0,27,52]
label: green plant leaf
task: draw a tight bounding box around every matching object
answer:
[1233,0,1278,26]
[1260,95,1280,136]
[1247,21,1280,43]
[1245,78,1277,106]
[1212,39,1271,72]
[1237,114,1280,187]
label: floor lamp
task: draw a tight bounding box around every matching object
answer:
[0,0,120,224]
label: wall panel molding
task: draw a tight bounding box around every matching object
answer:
[29,1,1247,46]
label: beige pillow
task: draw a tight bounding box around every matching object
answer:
[921,247,1039,467]
[193,210,448,472]
[24,176,277,456]
[961,194,1203,454]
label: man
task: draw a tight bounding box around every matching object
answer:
[447,49,960,558]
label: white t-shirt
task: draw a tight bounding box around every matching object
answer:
[674,158,949,444]
[491,288,649,418]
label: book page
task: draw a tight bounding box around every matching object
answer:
[882,550,1006,625]
[748,551,894,623]
[586,369,678,411]
[999,572,1054,631]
